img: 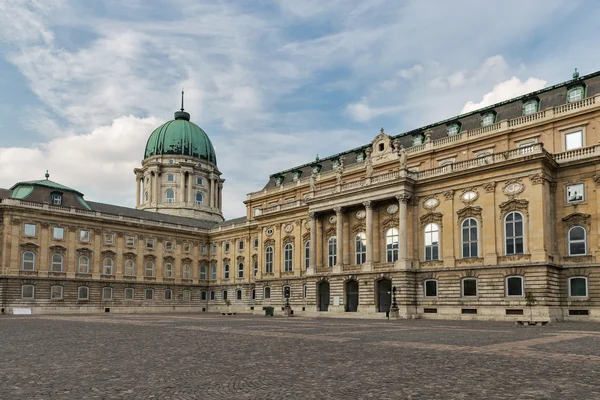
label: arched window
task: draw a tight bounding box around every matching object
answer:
[124,259,134,276]
[51,253,63,273]
[568,226,586,256]
[506,276,524,297]
[166,189,175,203]
[424,223,440,261]
[355,232,366,264]
[224,264,230,279]
[505,212,524,255]
[144,191,149,201]
[222,290,228,300]
[304,241,310,269]
[328,237,337,267]
[22,251,35,271]
[569,277,588,297]
[283,285,291,299]
[264,286,271,299]
[78,255,90,274]
[238,262,244,278]
[182,264,191,280]
[386,228,399,262]
[164,262,174,278]
[78,286,89,300]
[236,289,242,300]
[200,264,207,280]
[211,263,217,280]
[195,192,203,205]
[265,246,274,273]
[164,289,173,300]
[144,260,155,277]
[284,243,293,272]
[461,218,478,258]
[522,100,538,115]
[251,288,256,300]
[102,258,114,275]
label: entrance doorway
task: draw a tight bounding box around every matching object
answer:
[345,280,359,312]
[376,279,392,312]
[318,281,330,311]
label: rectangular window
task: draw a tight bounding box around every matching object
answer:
[164,241,174,251]
[569,277,588,297]
[124,288,135,300]
[211,244,217,254]
[566,183,584,204]
[22,285,34,299]
[506,277,524,297]
[79,230,90,242]
[125,236,135,247]
[200,291,207,300]
[565,130,583,151]
[102,287,113,300]
[424,280,438,297]
[50,285,63,300]
[167,174,174,182]
[146,239,155,250]
[24,223,36,237]
[183,290,191,301]
[210,290,215,301]
[253,238,259,248]
[223,290,228,301]
[184,243,192,253]
[238,240,244,251]
[104,233,114,245]
[52,193,62,205]
[200,245,207,254]
[165,289,173,300]
[462,279,478,297]
[78,286,89,300]
[53,227,64,240]
[145,289,154,300]
[196,177,203,185]
[224,242,230,252]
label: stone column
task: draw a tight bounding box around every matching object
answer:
[187,173,193,204]
[363,201,373,272]
[154,171,160,205]
[209,176,215,208]
[396,194,411,269]
[180,172,186,204]
[333,207,343,273]
[135,176,141,207]
[217,182,223,210]
[307,212,317,275]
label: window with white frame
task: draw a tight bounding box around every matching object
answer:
[506,276,524,297]
[104,233,114,245]
[24,223,36,237]
[200,244,207,254]
[564,130,583,151]
[166,189,175,203]
[447,123,460,136]
[461,218,478,258]
[185,242,192,253]
[522,100,538,115]
[264,286,271,299]
[164,262,174,278]
[224,242,230,253]
[224,264,230,279]
[236,289,242,300]
[144,261,155,277]
[22,284,34,299]
[79,230,90,242]
[125,235,135,247]
[195,192,203,205]
[209,290,215,301]
[355,233,366,265]
[284,243,293,272]
[167,174,174,182]
[200,290,207,300]
[182,264,191,280]
[304,241,310,269]
[51,193,62,205]
[265,246,274,273]
[569,277,588,297]
[124,259,135,276]
[238,240,244,251]
[567,86,584,103]
[328,237,337,267]
[53,227,64,240]
[165,289,173,300]
[462,278,477,297]
[78,286,90,300]
[568,226,587,256]
[50,253,64,273]
[386,228,399,262]
[211,244,217,254]
[211,263,217,280]
[102,258,114,275]
[145,288,154,300]
[124,288,135,300]
[481,113,495,127]
[424,223,440,261]
[253,260,258,277]
[237,263,244,278]
[183,290,191,301]
[200,264,207,280]
[146,239,155,250]
[50,285,63,300]
[253,238,259,248]
[22,251,35,271]
[78,255,90,274]
[102,287,113,300]
[505,212,524,255]
[424,279,438,297]
[164,241,174,252]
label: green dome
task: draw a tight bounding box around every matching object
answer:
[144,109,217,164]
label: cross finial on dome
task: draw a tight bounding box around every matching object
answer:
[45,170,49,180]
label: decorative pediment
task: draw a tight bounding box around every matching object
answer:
[163,256,175,262]
[302,232,310,242]
[382,218,398,230]
[351,223,366,234]
[182,257,193,264]
[251,254,258,261]
[222,257,231,263]
[562,212,591,228]
[101,249,116,256]
[123,251,136,259]
[325,227,336,239]
[236,255,245,262]
[49,244,67,252]
[499,198,529,215]
[20,242,39,249]
[264,238,275,248]
[420,212,443,227]
[76,247,93,254]
[282,235,295,245]
[457,206,482,220]
[144,254,156,261]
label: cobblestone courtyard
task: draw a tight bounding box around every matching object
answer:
[1,314,600,399]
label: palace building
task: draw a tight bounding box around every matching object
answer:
[2,69,600,321]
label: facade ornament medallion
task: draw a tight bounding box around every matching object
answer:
[460,190,479,204]
[328,215,337,224]
[265,227,274,236]
[284,224,293,233]
[356,210,366,220]
[443,190,454,201]
[503,180,524,197]
[386,204,399,214]
[423,197,439,210]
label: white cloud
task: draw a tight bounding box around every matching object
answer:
[460,77,547,114]
[346,98,405,122]
[398,64,424,80]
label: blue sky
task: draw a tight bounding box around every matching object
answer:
[0,0,599,219]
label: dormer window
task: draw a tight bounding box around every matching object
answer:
[446,123,461,136]
[332,159,339,169]
[275,176,284,186]
[481,112,495,127]
[567,86,584,103]
[522,100,539,115]
[51,192,62,206]
[312,165,321,174]
[292,171,302,181]
[412,135,424,146]
[356,151,365,162]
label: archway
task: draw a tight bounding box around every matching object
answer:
[376,279,392,312]
[317,281,330,311]
[345,280,359,312]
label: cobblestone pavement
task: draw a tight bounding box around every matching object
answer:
[1,314,600,399]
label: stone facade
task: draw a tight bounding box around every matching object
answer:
[2,71,600,321]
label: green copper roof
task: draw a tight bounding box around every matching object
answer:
[10,179,83,196]
[144,108,217,164]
